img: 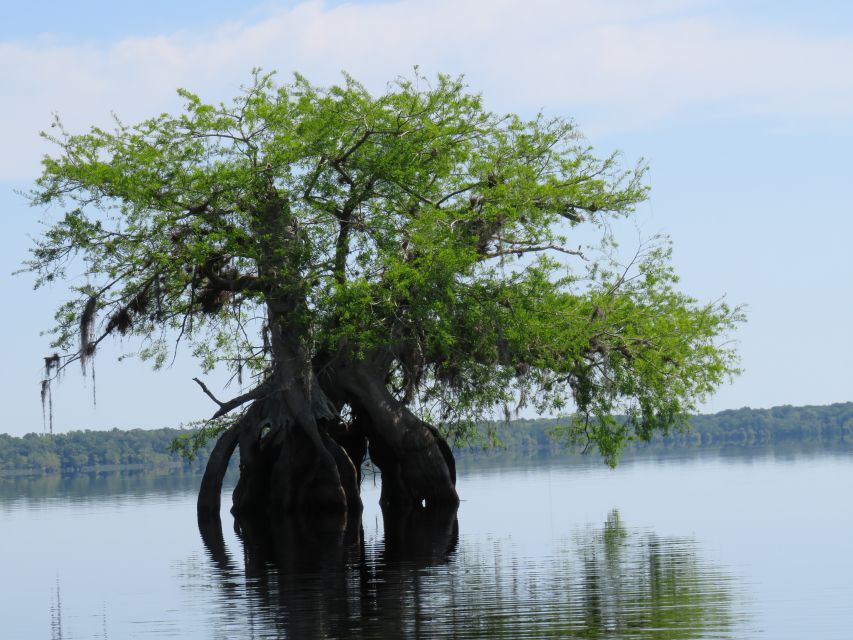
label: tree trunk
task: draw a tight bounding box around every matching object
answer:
[198,358,457,518]
[197,423,240,520]
[330,361,459,510]
[224,388,360,517]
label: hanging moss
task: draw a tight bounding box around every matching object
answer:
[40,379,53,435]
[198,286,231,314]
[79,295,97,373]
[106,308,132,335]
[43,353,60,377]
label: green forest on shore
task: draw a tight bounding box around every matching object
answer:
[2,402,851,476]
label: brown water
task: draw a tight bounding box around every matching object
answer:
[2,447,852,639]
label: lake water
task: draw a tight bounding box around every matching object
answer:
[2,447,852,639]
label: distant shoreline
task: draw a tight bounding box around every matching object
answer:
[2,402,851,477]
[0,461,187,478]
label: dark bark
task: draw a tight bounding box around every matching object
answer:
[320,429,361,513]
[331,362,459,509]
[265,412,358,516]
[197,422,240,520]
[329,415,368,486]
[231,402,274,514]
[227,388,359,517]
[197,357,457,519]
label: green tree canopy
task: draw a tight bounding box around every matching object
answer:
[24,70,742,513]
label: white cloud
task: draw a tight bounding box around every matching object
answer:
[2,0,853,180]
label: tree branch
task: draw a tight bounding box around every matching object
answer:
[302,157,327,201]
[193,377,276,419]
[435,182,481,207]
[482,243,586,260]
[202,262,261,293]
[336,129,373,165]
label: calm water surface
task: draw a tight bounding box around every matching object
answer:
[2,447,852,639]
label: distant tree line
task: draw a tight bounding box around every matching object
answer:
[465,402,853,456]
[0,428,215,475]
[1,403,851,475]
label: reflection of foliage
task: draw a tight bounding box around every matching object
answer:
[441,510,737,639]
[199,509,740,639]
[602,508,629,569]
[568,509,734,639]
[0,469,212,506]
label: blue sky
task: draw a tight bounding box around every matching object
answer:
[2,0,852,435]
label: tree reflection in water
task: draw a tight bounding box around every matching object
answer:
[198,508,739,639]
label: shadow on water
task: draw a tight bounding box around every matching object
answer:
[198,507,742,640]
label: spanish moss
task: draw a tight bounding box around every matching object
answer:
[91,356,96,407]
[79,295,97,374]
[40,379,53,435]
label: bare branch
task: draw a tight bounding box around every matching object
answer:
[193,377,224,406]
[482,243,586,260]
[435,182,481,207]
[193,377,276,419]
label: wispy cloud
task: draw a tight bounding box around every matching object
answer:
[2,0,853,180]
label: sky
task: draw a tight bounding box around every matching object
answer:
[2,0,852,436]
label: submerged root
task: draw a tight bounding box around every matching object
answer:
[197,373,458,522]
[197,423,241,519]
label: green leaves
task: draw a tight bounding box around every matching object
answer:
[25,70,742,465]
